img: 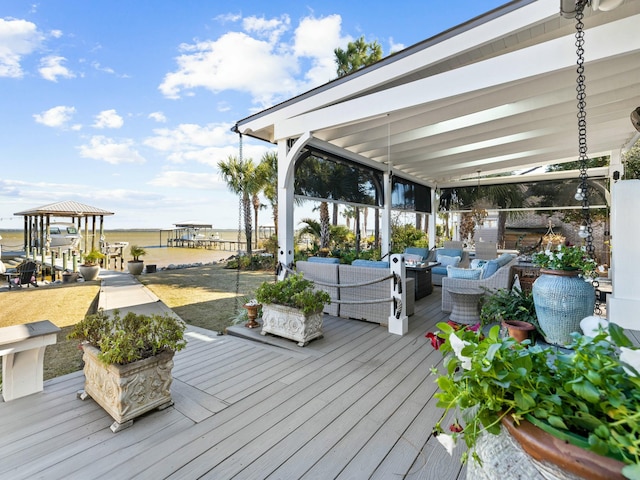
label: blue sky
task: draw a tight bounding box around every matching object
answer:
[1,0,506,230]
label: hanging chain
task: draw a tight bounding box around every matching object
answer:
[234,133,244,316]
[575,1,601,315]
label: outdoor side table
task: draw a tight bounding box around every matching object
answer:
[448,288,484,325]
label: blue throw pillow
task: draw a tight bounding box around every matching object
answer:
[482,260,500,278]
[437,254,461,267]
[447,265,483,279]
[352,259,389,268]
[470,259,488,269]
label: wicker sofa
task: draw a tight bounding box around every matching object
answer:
[441,254,518,312]
[296,258,414,325]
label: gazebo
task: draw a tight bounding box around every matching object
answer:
[14,200,115,256]
[233,0,640,331]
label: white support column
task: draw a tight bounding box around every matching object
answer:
[429,188,437,249]
[277,140,295,271]
[388,253,408,335]
[607,180,640,330]
[381,172,392,259]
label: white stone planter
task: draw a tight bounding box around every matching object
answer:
[78,344,175,432]
[127,261,144,275]
[78,264,100,281]
[260,303,323,346]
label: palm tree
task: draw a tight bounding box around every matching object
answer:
[218,155,260,256]
[257,151,278,236]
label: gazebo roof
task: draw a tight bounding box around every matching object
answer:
[14,201,115,217]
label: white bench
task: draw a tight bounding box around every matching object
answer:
[0,320,60,401]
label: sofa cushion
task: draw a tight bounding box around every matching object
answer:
[432,266,448,276]
[438,248,464,258]
[447,265,483,279]
[307,256,340,264]
[437,254,461,267]
[404,247,429,261]
[351,259,389,268]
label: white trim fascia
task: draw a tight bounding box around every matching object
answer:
[274,14,640,141]
[236,0,558,137]
[439,167,609,188]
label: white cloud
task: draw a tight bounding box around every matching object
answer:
[159,13,345,106]
[144,122,239,165]
[33,105,76,128]
[38,55,75,81]
[243,15,290,43]
[0,18,43,78]
[49,29,63,39]
[389,37,405,54]
[148,170,223,190]
[148,111,167,123]
[93,109,124,129]
[78,135,145,164]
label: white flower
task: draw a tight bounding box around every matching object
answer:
[556,252,564,260]
[580,316,609,338]
[449,332,472,370]
[619,347,640,377]
[436,433,456,455]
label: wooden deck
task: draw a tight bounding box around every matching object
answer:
[0,289,467,479]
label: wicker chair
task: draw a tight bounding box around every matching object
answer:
[296,260,340,316]
[441,256,518,312]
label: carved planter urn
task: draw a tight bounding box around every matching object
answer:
[260,304,323,347]
[78,344,175,432]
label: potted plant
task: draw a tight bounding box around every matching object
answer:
[255,273,331,346]
[480,287,538,342]
[428,321,640,479]
[78,249,105,281]
[531,244,597,345]
[127,245,147,275]
[68,309,187,432]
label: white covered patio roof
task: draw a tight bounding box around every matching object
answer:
[235,0,640,187]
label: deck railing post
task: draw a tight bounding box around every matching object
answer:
[388,254,408,335]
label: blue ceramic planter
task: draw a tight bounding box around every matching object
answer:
[532,269,595,346]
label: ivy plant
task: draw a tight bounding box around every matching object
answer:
[430,321,640,479]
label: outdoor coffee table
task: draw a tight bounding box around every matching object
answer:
[405,261,439,299]
[448,288,484,325]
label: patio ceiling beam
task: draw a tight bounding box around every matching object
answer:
[274,14,640,142]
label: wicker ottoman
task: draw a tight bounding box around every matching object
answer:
[448,288,484,325]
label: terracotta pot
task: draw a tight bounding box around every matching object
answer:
[243,303,262,329]
[501,415,626,480]
[502,320,535,342]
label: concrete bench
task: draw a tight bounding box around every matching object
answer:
[0,320,60,401]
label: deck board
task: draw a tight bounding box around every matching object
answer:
[0,287,469,480]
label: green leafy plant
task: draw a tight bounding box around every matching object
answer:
[255,273,330,315]
[429,321,640,478]
[480,287,539,331]
[82,249,106,266]
[532,244,597,278]
[68,309,186,365]
[129,245,147,262]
